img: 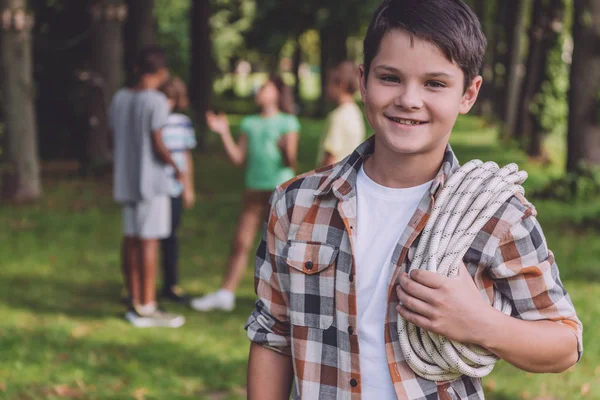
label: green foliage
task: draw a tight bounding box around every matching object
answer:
[154,0,191,81]
[210,0,256,71]
[530,26,570,137]
[155,0,256,81]
[532,163,600,202]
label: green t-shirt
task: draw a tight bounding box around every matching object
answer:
[240,113,300,190]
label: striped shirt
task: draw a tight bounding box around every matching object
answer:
[161,113,197,197]
[245,137,583,400]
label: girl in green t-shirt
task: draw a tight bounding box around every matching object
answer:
[191,76,300,312]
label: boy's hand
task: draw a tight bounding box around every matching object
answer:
[205,111,230,136]
[396,263,490,345]
[174,168,184,182]
[183,186,195,209]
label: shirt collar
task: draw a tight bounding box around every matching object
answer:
[314,136,460,200]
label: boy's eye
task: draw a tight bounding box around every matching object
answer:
[380,75,400,83]
[426,80,446,88]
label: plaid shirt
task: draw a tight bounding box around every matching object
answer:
[245,137,583,400]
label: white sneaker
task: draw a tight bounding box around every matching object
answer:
[125,308,185,328]
[190,290,235,312]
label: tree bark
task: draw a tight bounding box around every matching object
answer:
[190,0,213,151]
[493,0,515,119]
[0,0,41,201]
[124,0,156,87]
[517,0,565,157]
[502,0,529,141]
[566,0,600,172]
[472,0,493,116]
[88,0,127,163]
[319,21,348,117]
[90,0,126,104]
[293,33,302,113]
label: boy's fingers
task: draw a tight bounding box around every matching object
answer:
[396,286,435,318]
[398,273,437,303]
[397,305,432,331]
[409,269,444,289]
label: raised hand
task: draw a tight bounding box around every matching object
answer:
[205,111,230,136]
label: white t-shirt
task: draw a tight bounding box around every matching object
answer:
[355,165,432,399]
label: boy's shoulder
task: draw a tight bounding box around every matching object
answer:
[142,89,168,103]
[271,161,345,209]
[331,102,362,122]
[492,191,537,229]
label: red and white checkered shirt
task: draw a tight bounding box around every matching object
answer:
[245,137,583,399]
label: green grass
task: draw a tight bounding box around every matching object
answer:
[0,115,598,399]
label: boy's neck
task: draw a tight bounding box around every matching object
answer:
[135,75,161,91]
[363,141,447,189]
[337,93,355,105]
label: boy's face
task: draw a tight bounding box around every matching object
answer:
[326,70,343,102]
[359,29,481,158]
[156,68,170,86]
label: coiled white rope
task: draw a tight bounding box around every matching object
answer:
[397,160,528,381]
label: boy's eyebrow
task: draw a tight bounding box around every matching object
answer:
[373,65,455,79]
[423,72,454,79]
[373,65,401,73]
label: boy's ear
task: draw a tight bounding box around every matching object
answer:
[358,64,368,103]
[459,75,483,115]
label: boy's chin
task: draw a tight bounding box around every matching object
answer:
[377,135,432,156]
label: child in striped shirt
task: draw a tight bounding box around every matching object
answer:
[159,77,197,302]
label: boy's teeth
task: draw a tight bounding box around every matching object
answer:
[391,117,422,125]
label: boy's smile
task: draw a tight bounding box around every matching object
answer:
[360,29,481,158]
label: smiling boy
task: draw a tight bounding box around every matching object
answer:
[245,1,583,399]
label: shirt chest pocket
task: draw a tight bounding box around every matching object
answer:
[285,241,338,329]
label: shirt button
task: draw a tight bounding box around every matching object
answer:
[348,326,354,335]
[350,378,358,387]
[349,274,354,282]
[305,261,314,271]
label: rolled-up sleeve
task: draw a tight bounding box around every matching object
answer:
[245,188,292,355]
[488,213,583,360]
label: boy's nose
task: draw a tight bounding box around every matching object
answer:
[393,85,424,111]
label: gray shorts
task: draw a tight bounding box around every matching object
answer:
[122,195,171,239]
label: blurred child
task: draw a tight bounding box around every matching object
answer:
[191,76,300,312]
[110,46,184,328]
[159,77,197,302]
[317,60,366,167]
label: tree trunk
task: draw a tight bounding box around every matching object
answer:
[517,0,565,157]
[472,0,493,116]
[319,21,348,117]
[516,0,545,147]
[293,33,302,113]
[89,0,127,163]
[493,0,516,119]
[502,0,529,141]
[566,0,600,172]
[190,0,213,151]
[0,0,41,201]
[90,0,126,104]
[124,0,156,87]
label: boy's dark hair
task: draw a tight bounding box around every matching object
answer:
[329,61,360,95]
[363,0,486,91]
[135,46,168,75]
[160,77,190,112]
